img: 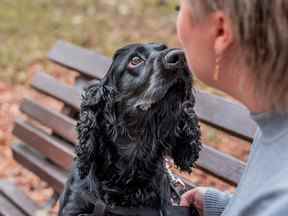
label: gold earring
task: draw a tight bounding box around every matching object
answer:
[214,57,221,81]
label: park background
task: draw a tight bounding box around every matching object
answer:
[0,0,250,214]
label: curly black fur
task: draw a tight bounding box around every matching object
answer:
[59,43,201,216]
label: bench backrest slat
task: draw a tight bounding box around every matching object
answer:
[16,99,245,185]
[0,181,40,215]
[21,98,77,144]
[47,40,256,140]
[199,145,244,185]
[48,40,111,79]
[12,144,67,193]
[32,72,80,110]
[13,119,74,170]
[23,69,248,185]
[0,195,26,216]
[12,40,257,195]
[196,91,256,140]
[12,143,196,194]
[32,71,256,141]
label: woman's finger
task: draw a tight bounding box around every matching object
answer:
[180,189,197,207]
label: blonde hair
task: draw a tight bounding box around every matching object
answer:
[190,0,288,111]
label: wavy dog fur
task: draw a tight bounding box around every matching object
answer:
[59,43,201,215]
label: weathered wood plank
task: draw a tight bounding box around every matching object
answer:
[48,40,111,79]
[20,98,77,144]
[19,97,245,184]
[31,71,80,110]
[0,181,40,216]
[13,118,74,170]
[12,145,195,197]
[198,145,244,185]
[12,144,67,193]
[31,71,256,140]
[195,90,256,140]
[19,101,246,184]
[46,41,257,140]
[0,195,26,216]
[12,40,255,194]
[14,115,244,185]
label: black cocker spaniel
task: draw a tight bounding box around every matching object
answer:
[59,43,201,216]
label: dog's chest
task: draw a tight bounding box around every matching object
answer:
[116,136,137,156]
[97,160,168,207]
[96,133,170,207]
[99,180,162,208]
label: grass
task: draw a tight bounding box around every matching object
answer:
[0,0,180,84]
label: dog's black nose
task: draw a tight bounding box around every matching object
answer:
[164,49,186,70]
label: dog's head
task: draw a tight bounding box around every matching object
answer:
[76,43,201,179]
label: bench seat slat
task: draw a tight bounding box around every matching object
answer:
[21,98,77,144]
[12,144,67,193]
[32,71,80,110]
[48,40,111,79]
[13,119,74,170]
[0,181,40,216]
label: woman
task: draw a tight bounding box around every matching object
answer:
[177,1,288,216]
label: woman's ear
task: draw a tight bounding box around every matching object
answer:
[75,80,117,179]
[213,11,234,56]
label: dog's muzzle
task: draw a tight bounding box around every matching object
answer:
[163,49,186,70]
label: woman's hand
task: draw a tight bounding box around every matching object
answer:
[180,187,208,215]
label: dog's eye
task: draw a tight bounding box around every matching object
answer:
[128,56,144,68]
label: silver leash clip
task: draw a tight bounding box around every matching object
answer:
[165,159,186,191]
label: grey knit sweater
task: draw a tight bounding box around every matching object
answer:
[203,112,288,216]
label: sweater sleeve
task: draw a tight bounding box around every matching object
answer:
[203,188,233,216]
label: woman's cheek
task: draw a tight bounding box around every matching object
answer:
[177,3,193,47]
[177,11,186,47]
[185,47,212,84]
[176,2,215,84]
[177,17,199,77]
[177,6,198,72]
[183,48,196,73]
[185,49,201,76]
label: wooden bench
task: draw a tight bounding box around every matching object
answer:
[11,40,257,213]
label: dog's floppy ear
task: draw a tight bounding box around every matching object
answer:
[172,100,201,173]
[75,79,117,179]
